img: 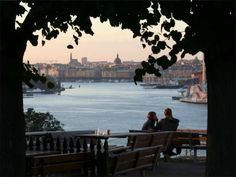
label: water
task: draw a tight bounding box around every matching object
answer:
[23,82,207,132]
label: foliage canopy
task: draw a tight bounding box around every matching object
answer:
[24,108,64,132]
[17,1,234,85]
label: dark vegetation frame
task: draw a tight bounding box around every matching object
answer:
[0,1,235,176]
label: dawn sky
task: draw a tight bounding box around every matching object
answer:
[23,18,203,64]
[23,18,154,64]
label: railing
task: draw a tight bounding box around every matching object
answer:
[25,130,207,176]
[25,130,111,176]
[25,130,97,153]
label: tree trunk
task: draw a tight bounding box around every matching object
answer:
[205,13,236,176]
[0,2,26,176]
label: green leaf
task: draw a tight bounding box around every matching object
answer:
[148,55,156,64]
[16,21,22,28]
[142,31,154,40]
[73,35,79,45]
[67,44,74,49]
[133,69,144,85]
[154,70,162,77]
[16,4,26,16]
[154,35,159,41]
[161,20,171,32]
[157,56,170,70]
[29,34,38,46]
[181,51,186,58]
[157,41,166,50]
[151,45,160,54]
[170,55,177,64]
[42,40,45,46]
[170,30,182,42]
[170,19,175,27]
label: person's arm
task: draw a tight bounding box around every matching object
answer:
[156,120,162,131]
[142,120,148,130]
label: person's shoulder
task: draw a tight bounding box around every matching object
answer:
[158,118,165,122]
[172,117,179,123]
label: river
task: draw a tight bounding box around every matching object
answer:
[23,82,207,133]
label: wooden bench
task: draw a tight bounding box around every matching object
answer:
[127,131,173,152]
[109,145,162,177]
[192,134,207,162]
[129,133,153,149]
[29,152,94,177]
[172,132,207,161]
[150,131,173,152]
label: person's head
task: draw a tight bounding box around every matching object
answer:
[164,108,172,118]
[147,111,157,120]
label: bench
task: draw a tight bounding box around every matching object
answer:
[109,145,162,177]
[127,131,173,152]
[172,132,207,161]
[29,152,94,177]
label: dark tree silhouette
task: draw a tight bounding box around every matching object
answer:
[0,1,235,176]
[25,108,64,132]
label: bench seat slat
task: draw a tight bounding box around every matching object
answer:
[110,145,162,176]
[31,152,92,176]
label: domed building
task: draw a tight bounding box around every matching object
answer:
[114,54,122,65]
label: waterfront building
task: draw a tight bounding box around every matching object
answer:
[81,57,88,65]
[69,53,81,67]
[32,55,203,83]
[35,63,59,78]
[114,53,122,65]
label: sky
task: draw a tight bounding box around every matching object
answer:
[23,17,203,64]
[23,18,155,64]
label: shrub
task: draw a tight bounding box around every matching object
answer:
[25,108,64,132]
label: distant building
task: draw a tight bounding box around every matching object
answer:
[69,53,81,67]
[114,53,122,65]
[81,57,88,65]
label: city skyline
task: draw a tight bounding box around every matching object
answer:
[23,18,153,64]
[23,18,203,64]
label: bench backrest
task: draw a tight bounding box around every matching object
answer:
[150,131,173,151]
[172,132,193,145]
[131,134,153,149]
[110,145,162,176]
[127,132,173,151]
[172,132,208,148]
[30,152,93,176]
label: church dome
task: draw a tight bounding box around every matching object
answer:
[114,54,122,64]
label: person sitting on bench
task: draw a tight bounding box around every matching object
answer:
[142,111,158,132]
[157,108,181,156]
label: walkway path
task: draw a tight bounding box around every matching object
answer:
[116,158,206,177]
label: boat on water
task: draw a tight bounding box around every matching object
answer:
[154,84,183,89]
[179,84,207,104]
[23,92,34,98]
[140,83,183,89]
[172,88,187,100]
[180,97,207,104]
[24,87,65,95]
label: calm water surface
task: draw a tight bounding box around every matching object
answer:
[24,82,207,132]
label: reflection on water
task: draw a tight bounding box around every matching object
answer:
[24,82,207,132]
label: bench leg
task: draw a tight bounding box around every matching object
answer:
[140,169,146,177]
[193,148,197,162]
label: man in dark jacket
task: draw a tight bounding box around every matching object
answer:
[157,108,181,157]
[157,108,179,131]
